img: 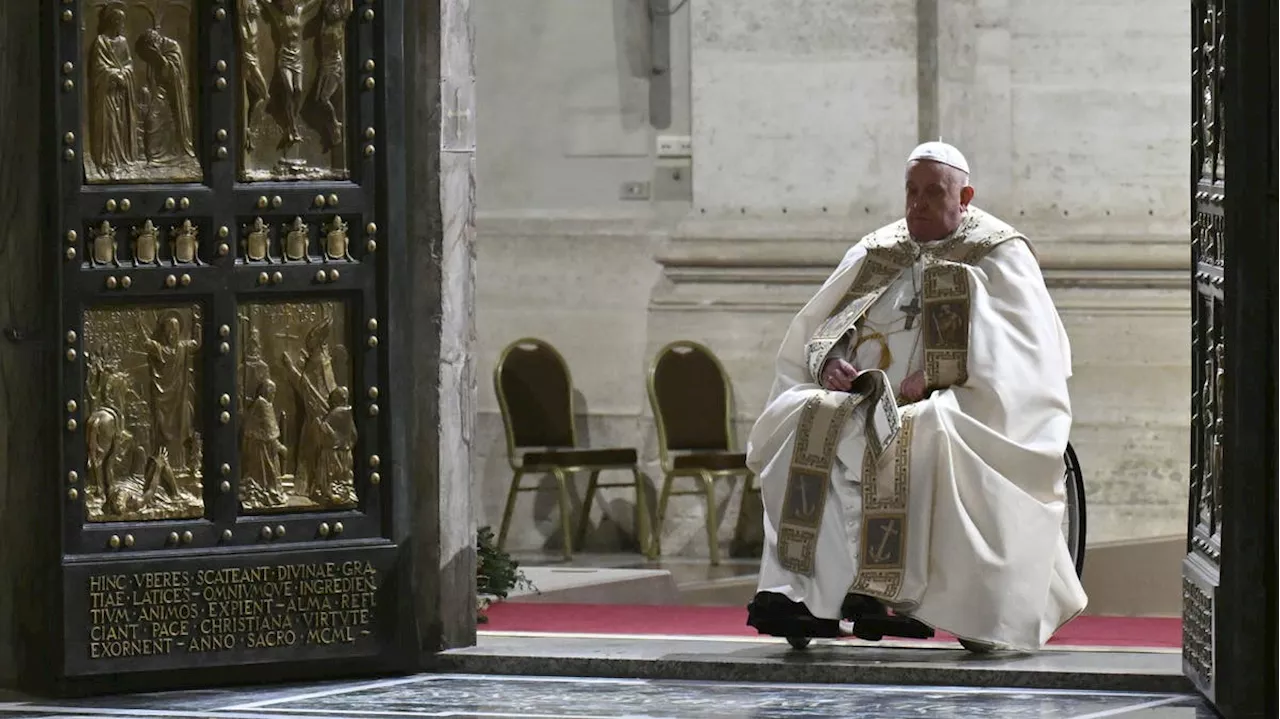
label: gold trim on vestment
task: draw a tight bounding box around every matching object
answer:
[777,371,902,577]
[851,406,915,599]
[921,260,972,392]
[777,391,863,575]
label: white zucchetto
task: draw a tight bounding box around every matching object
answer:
[907,141,970,176]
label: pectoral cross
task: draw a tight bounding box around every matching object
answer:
[899,295,922,330]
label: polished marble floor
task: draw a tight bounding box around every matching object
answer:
[0,674,1212,719]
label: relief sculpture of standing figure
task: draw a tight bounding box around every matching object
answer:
[315,0,352,146]
[318,386,357,506]
[88,3,141,178]
[141,312,201,474]
[263,0,321,149]
[239,0,271,151]
[280,316,337,501]
[136,22,197,161]
[241,325,273,405]
[241,380,289,508]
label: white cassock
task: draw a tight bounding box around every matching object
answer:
[747,207,1087,651]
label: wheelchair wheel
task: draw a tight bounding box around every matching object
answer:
[786,636,812,650]
[959,638,998,654]
[1062,442,1087,579]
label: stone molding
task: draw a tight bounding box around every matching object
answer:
[477,212,1190,269]
[652,267,1189,314]
[661,215,1188,269]
[476,210,678,240]
[474,212,1191,313]
[653,216,1190,313]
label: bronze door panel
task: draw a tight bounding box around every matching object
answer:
[51,0,402,679]
[237,299,359,514]
[81,304,206,524]
[237,0,355,181]
[81,1,203,185]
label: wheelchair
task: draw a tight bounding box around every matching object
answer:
[756,443,1087,653]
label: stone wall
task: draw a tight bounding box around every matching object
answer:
[474,0,1192,560]
[690,0,917,216]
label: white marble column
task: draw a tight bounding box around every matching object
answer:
[404,0,478,651]
[438,0,479,647]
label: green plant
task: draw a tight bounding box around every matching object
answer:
[475,526,535,623]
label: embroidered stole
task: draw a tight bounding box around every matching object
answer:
[775,211,1025,600]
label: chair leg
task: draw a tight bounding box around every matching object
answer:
[552,468,575,561]
[574,470,602,552]
[654,472,676,559]
[496,469,525,551]
[631,468,654,560]
[701,471,721,567]
[732,472,758,551]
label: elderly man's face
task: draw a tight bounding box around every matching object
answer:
[904,160,974,242]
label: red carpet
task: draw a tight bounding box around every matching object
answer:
[481,602,1182,649]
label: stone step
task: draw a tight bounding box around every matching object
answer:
[438,633,1192,694]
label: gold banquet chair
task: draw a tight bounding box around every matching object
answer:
[648,340,757,567]
[494,338,654,561]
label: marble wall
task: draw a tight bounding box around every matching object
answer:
[690,0,918,216]
[474,0,1193,563]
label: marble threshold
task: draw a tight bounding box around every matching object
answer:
[436,632,1191,694]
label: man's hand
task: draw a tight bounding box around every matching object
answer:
[899,370,927,403]
[821,358,859,392]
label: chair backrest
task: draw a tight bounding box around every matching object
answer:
[494,338,577,458]
[648,341,734,458]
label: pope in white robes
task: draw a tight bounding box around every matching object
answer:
[745,142,1087,651]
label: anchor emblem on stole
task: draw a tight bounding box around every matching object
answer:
[866,518,902,565]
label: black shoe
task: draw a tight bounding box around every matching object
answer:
[746,592,840,638]
[841,593,888,621]
[849,614,935,641]
[747,591,807,619]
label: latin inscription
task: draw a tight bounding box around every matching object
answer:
[85,561,379,660]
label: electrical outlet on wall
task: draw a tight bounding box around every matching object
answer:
[620,181,651,200]
[656,135,692,158]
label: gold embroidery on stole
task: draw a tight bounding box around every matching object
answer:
[776,391,861,575]
[921,260,972,392]
[776,371,901,576]
[851,406,915,599]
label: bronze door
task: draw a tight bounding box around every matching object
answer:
[1185,0,1276,715]
[52,0,405,678]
